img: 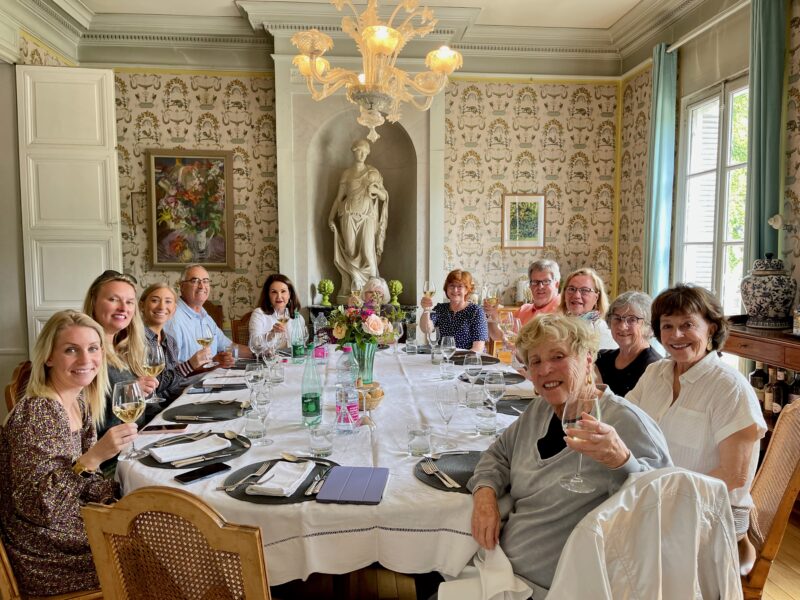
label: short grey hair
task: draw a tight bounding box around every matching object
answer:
[180,263,207,282]
[528,259,561,282]
[606,290,654,338]
[364,276,390,304]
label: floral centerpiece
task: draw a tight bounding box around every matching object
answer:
[328,302,395,384]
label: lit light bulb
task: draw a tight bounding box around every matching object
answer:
[426,45,463,74]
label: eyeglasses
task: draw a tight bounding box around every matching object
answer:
[183,277,211,287]
[529,279,553,288]
[565,286,597,295]
[609,315,644,326]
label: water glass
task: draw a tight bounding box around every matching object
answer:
[405,339,418,354]
[268,361,285,384]
[309,424,335,458]
[465,387,485,409]
[474,404,498,436]
[407,424,431,457]
[244,407,267,441]
[431,345,443,365]
[439,359,456,380]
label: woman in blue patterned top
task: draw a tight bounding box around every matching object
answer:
[420,269,489,351]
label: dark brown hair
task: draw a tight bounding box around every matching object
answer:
[650,284,729,350]
[258,273,301,315]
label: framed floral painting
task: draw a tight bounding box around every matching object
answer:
[146,149,234,269]
[501,193,546,249]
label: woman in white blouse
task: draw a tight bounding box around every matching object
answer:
[558,268,617,350]
[626,283,766,569]
[249,274,301,346]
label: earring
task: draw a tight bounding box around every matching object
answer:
[586,372,593,386]
[706,339,713,352]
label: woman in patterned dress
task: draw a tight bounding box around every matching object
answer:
[419,269,489,351]
[0,310,137,595]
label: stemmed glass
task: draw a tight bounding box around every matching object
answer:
[392,321,404,354]
[143,344,165,404]
[112,381,147,460]
[483,285,498,321]
[428,326,440,350]
[436,382,459,450]
[484,371,506,405]
[262,334,279,365]
[244,363,264,391]
[441,336,456,362]
[560,372,602,494]
[275,308,291,349]
[249,333,266,364]
[252,382,274,447]
[350,284,363,305]
[195,319,216,367]
[422,280,436,313]
[463,353,483,388]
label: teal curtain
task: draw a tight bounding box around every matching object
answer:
[643,43,677,297]
[744,0,786,266]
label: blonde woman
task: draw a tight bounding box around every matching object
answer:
[558,267,617,350]
[82,270,158,433]
[0,310,136,596]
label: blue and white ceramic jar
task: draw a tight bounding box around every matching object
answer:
[740,253,797,329]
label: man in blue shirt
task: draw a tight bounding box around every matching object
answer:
[165,264,252,364]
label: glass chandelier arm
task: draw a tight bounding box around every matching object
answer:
[303,74,355,102]
[307,64,360,88]
[404,70,447,96]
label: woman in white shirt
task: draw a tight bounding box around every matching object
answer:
[626,283,766,569]
[558,267,617,350]
[249,274,301,347]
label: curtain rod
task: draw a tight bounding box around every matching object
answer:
[667,0,751,53]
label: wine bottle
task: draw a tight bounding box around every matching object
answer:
[300,343,322,427]
[764,367,776,414]
[789,371,800,404]
[772,370,788,415]
[749,361,768,408]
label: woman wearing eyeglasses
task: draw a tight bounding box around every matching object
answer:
[594,291,661,396]
[420,269,488,351]
[558,267,617,350]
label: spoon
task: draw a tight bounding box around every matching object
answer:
[280,451,332,464]
[224,430,251,448]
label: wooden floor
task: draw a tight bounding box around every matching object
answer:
[764,522,800,600]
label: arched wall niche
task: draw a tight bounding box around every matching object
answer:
[306,115,417,304]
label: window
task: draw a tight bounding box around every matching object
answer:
[674,76,748,315]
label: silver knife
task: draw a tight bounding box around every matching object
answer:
[303,473,321,496]
[172,451,237,468]
[173,415,218,421]
[312,466,334,494]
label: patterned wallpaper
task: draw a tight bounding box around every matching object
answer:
[782,1,800,284]
[617,68,652,294]
[18,32,73,67]
[443,80,618,303]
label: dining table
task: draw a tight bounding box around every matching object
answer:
[117,346,533,586]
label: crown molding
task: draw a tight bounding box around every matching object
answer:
[610,0,709,58]
[51,0,91,29]
[0,10,18,62]
[0,0,81,61]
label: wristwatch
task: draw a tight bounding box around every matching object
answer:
[71,460,96,478]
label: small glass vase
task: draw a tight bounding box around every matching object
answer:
[352,341,377,385]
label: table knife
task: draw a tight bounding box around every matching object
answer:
[173,415,218,421]
[303,474,321,496]
[312,466,333,494]
[172,451,237,468]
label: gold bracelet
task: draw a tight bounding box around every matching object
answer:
[71,460,96,478]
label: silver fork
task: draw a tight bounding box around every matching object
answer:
[421,459,458,488]
[152,430,210,448]
[217,461,273,492]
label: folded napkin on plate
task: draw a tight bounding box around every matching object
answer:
[245,461,315,497]
[204,376,247,386]
[149,435,231,463]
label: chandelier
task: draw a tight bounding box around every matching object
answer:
[291,0,463,142]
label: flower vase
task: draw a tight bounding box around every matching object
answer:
[352,341,377,385]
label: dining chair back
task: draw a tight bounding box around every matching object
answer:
[203,300,224,330]
[4,360,31,413]
[231,311,253,346]
[0,530,102,600]
[81,486,270,599]
[742,401,800,599]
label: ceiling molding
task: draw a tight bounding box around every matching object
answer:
[610,0,709,58]
[51,0,92,29]
[0,0,81,61]
[0,9,18,63]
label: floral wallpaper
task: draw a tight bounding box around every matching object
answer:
[782,1,800,284]
[617,68,652,294]
[18,32,73,67]
[444,80,618,303]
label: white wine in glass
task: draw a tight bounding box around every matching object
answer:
[196,320,216,367]
[423,280,436,299]
[112,381,146,460]
[560,374,602,494]
[143,344,166,404]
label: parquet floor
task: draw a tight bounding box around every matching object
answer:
[764,522,800,600]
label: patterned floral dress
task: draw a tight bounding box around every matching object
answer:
[0,396,117,595]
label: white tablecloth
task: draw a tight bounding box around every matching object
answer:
[117,347,532,585]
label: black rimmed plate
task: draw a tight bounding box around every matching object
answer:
[449,351,500,366]
[496,395,534,416]
[223,458,339,504]
[458,371,527,385]
[413,451,482,494]
[162,400,247,423]
[139,432,251,469]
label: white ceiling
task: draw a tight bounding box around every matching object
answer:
[81,0,645,30]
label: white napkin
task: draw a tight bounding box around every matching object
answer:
[204,376,247,386]
[438,547,533,600]
[148,435,231,463]
[245,461,315,497]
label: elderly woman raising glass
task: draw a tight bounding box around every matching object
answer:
[420,269,488,352]
[469,313,670,595]
[626,284,766,567]
[595,291,661,397]
[558,267,617,350]
[0,311,136,596]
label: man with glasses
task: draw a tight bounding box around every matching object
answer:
[485,259,561,342]
[165,264,252,365]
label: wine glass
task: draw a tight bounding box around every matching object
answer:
[392,321,404,354]
[463,353,483,387]
[560,374,603,494]
[441,336,456,361]
[483,285,498,321]
[111,381,147,460]
[143,344,165,404]
[195,319,216,367]
[244,363,264,390]
[436,382,459,450]
[249,333,266,363]
[422,280,436,313]
[427,326,440,349]
[253,383,274,447]
[484,371,506,405]
[262,334,278,365]
[350,284,363,305]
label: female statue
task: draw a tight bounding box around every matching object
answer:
[328,139,389,295]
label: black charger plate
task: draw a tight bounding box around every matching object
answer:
[413,451,482,494]
[139,432,251,469]
[223,458,339,504]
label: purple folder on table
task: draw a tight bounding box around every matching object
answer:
[315,466,389,505]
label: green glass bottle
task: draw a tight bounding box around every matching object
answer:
[291,310,307,364]
[301,343,322,427]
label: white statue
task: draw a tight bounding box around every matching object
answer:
[328,139,389,296]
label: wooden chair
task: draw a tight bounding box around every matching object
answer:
[0,533,102,600]
[741,401,800,599]
[231,311,253,346]
[4,360,31,413]
[203,300,225,330]
[81,486,270,599]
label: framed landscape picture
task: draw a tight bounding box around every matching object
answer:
[501,193,546,249]
[146,149,234,269]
